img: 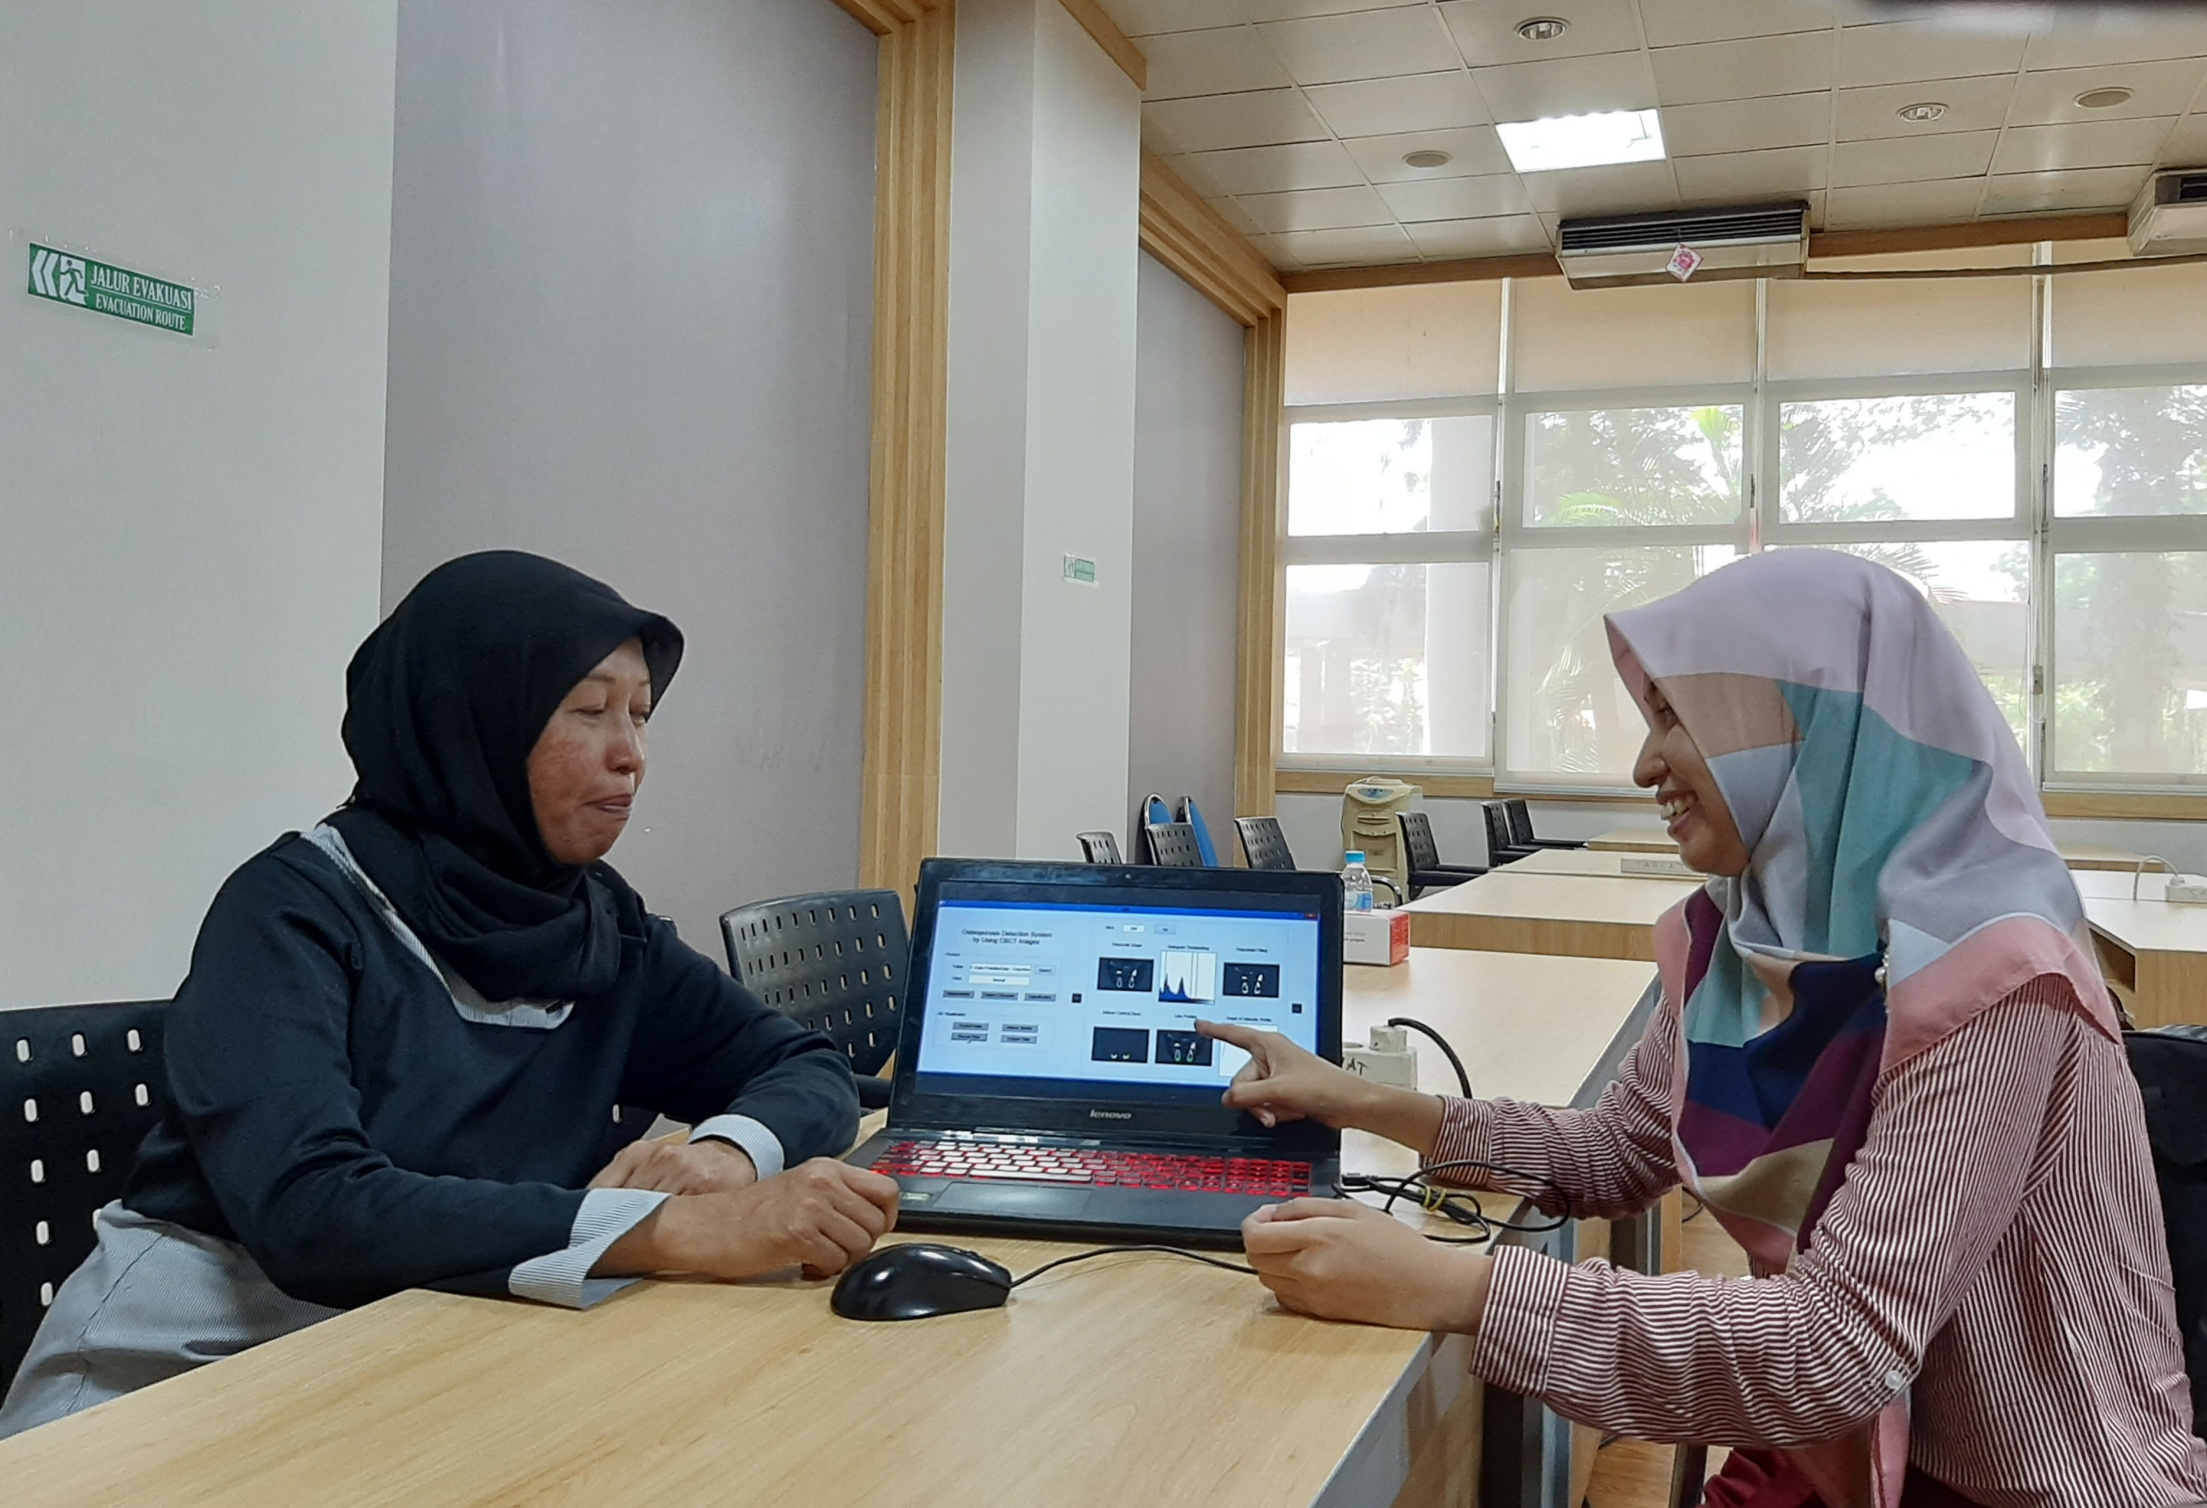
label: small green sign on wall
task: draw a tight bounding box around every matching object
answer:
[28,244,194,335]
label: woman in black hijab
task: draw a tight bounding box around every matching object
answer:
[0,552,895,1438]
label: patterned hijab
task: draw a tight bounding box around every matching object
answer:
[1605,550,2116,1506]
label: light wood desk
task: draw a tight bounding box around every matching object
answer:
[2070,870,2207,1027]
[1,953,1659,1508]
[1504,848,1696,879]
[2058,844,2149,873]
[1583,826,1675,854]
[1403,869,1702,962]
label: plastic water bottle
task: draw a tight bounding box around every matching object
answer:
[1341,851,1375,913]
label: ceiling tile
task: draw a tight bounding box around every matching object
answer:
[1183,139,1369,195]
[1517,158,1682,215]
[2007,60,2207,127]
[1823,178,1986,228]
[1235,184,1398,232]
[1993,117,2175,176]
[1471,49,1659,120]
[2161,114,2207,166]
[1143,90,1331,152]
[1832,129,1996,187]
[1673,145,1829,201]
[1835,75,2015,141]
[1269,224,1421,266]
[1406,215,1555,258]
[1140,26,1290,101]
[1255,8,1462,87]
[1305,71,1491,135]
[1639,0,1836,49]
[1095,0,1247,39]
[1240,0,1429,20]
[1980,164,2151,216]
[1651,32,1836,109]
[1836,21,2027,89]
[1153,151,1235,199]
[1209,195,1267,238]
[1660,92,1833,157]
[1802,186,1829,228]
[1376,172,1536,221]
[1343,124,1513,181]
[1438,0,1644,67]
[2021,15,2207,71]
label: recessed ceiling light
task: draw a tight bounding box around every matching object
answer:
[1516,17,1569,42]
[2076,87,2134,110]
[1496,109,1665,174]
[1402,149,1454,169]
[1896,101,1948,124]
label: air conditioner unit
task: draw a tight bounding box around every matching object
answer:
[2128,169,2207,256]
[1555,202,1809,290]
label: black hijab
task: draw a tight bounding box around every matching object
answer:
[324,551,683,1002]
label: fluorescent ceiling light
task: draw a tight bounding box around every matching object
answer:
[1496,109,1665,173]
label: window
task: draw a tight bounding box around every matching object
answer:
[1276,257,2207,795]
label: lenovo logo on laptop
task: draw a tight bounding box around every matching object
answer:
[1089,1109,1134,1120]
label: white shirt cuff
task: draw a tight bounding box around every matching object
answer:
[508,1187,669,1309]
[689,1113,786,1180]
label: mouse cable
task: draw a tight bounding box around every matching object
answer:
[1011,1244,1257,1288]
[1383,1016,1472,1098]
[1337,1157,1574,1242]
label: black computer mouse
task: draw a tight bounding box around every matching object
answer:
[831,1241,1014,1321]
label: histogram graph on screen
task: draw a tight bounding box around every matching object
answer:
[1158,949,1217,1004]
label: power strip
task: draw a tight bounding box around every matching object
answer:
[2167,874,2207,905]
[1344,1025,1419,1089]
[1619,854,1696,878]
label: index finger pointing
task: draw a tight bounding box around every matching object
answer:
[1195,1019,1264,1049]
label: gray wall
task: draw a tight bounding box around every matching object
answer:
[1127,254,1245,853]
[0,1,396,1010]
[382,0,877,948]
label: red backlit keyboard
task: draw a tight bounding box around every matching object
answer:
[871,1139,1310,1197]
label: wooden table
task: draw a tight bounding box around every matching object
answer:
[2058,844,2149,873]
[1,954,1660,1508]
[1503,848,1697,880]
[1403,869,1703,962]
[2072,869,2207,1028]
[1583,826,1676,854]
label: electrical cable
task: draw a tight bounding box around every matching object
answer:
[1384,1015,1473,1097]
[1011,1244,1256,1288]
[1336,1157,1575,1244]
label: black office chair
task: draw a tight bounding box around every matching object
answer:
[1143,821,1205,867]
[721,892,906,1111]
[1235,815,1296,871]
[2,999,168,1392]
[1076,831,1122,865]
[1505,798,1585,851]
[1397,811,1487,897]
[1481,802,1538,866]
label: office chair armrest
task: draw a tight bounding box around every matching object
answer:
[1371,877,1404,907]
[1526,837,1588,850]
[857,1075,893,1111]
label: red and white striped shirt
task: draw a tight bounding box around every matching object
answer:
[1429,976,2207,1508]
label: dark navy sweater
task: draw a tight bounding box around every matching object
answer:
[122,835,858,1308]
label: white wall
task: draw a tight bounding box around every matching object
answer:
[939,0,1142,860]
[1128,254,1245,853]
[380,0,878,948]
[0,2,397,1009]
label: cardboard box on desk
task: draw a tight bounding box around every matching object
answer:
[1344,909,1409,967]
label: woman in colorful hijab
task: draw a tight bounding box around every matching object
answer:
[1,551,897,1439]
[1199,551,2206,1507]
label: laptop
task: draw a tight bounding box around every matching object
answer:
[846,858,1343,1247]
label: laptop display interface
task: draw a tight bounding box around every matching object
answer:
[912,894,1321,1106]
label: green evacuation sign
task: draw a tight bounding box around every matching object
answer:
[27,244,194,334]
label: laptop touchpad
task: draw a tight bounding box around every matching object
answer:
[936,1184,1095,1220]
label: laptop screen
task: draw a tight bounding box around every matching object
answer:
[914,897,1321,1094]
[893,861,1341,1140]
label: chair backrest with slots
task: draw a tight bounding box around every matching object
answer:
[1481,802,1521,862]
[1398,810,1443,872]
[2,1000,168,1391]
[1075,831,1122,865]
[1506,799,1538,846]
[1142,821,1204,868]
[719,892,907,1079]
[1234,815,1296,872]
